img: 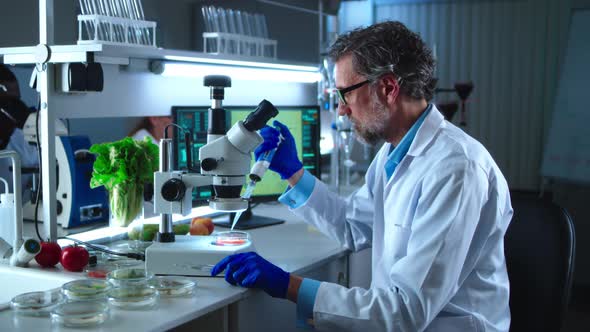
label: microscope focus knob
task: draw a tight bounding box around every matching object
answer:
[200,158,218,171]
[161,178,186,201]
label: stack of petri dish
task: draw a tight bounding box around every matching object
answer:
[61,279,111,302]
[48,278,112,327]
[50,302,109,327]
[106,267,159,309]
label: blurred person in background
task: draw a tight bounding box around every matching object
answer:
[128,116,172,144]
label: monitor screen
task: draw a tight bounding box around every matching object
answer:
[172,105,321,205]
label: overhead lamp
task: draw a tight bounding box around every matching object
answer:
[150,60,322,83]
[162,55,319,72]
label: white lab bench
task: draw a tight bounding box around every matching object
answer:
[0,203,352,331]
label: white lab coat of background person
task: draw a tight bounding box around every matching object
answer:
[0,128,38,197]
[131,128,157,145]
[290,108,513,332]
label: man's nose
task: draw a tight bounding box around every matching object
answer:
[337,103,350,116]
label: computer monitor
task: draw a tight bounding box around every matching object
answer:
[172,105,321,229]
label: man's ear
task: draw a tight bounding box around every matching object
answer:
[379,74,400,105]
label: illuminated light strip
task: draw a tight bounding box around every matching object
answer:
[160,62,322,83]
[62,206,219,245]
[163,55,318,72]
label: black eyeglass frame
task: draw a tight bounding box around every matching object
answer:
[335,79,370,105]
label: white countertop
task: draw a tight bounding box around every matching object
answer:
[0,203,347,331]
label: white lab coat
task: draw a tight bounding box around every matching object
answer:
[131,128,157,145]
[290,107,513,331]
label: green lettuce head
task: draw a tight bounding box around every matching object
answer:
[89,137,159,227]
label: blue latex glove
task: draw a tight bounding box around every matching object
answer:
[254,120,303,180]
[211,252,290,298]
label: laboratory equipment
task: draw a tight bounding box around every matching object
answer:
[12,238,41,267]
[0,150,27,267]
[230,147,277,230]
[61,279,111,301]
[434,81,474,126]
[107,267,153,287]
[172,105,321,229]
[201,5,276,58]
[107,286,159,310]
[146,234,254,276]
[148,276,196,297]
[10,288,63,316]
[336,115,356,188]
[77,0,157,47]
[0,177,15,247]
[50,301,109,327]
[145,75,276,276]
[436,101,459,121]
[21,115,108,228]
[249,147,278,183]
[215,231,250,246]
[22,135,109,228]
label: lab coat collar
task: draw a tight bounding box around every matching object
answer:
[406,104,445,157]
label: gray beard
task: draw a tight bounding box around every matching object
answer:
[352,93,391,146]
[353,122,382,146]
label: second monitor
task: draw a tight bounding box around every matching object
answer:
[173,105,321,229]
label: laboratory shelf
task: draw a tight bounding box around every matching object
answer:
[0,43,318,69]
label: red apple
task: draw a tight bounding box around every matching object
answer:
[35,242,62,267]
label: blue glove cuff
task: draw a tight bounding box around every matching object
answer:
[277,272,291,299]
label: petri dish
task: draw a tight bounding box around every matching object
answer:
[62,279,111,301]
[107,267,153,287]
[110,258,144,269]
[107,286,159,310]
[10,288,63,316]
[148,276,196,297]
[85,263,117,279]
[214,231,250,246]
[51,301,109,327]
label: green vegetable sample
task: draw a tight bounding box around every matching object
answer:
[127,223,190,241]
[89,137,159,227]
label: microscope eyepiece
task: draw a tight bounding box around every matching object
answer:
[243,100,279,132]
[203,75,231,88]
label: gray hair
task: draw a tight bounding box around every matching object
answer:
[328,21,437,101]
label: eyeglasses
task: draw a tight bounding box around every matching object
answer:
[334,80,370,105]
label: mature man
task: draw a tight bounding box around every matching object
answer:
[212,21,512,331]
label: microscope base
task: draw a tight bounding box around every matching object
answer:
[145,235,254,277]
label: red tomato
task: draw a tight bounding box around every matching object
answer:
[60,246,89,272]
[34,242,62,267]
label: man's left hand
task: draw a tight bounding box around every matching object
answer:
[211,252,290,298]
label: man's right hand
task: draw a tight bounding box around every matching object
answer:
[255,120,303,180]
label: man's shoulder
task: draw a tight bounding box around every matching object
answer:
[427,124,505,182]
